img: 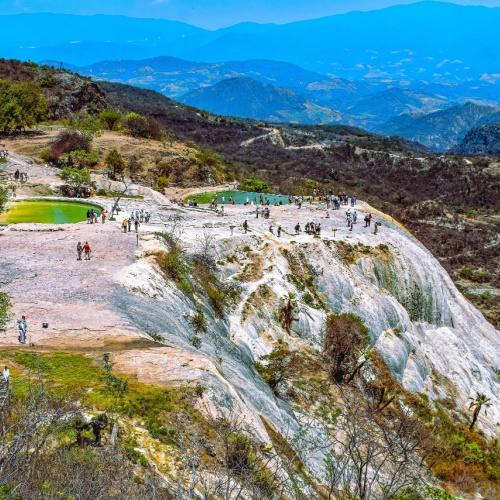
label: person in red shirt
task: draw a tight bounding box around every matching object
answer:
[83,241,91,261]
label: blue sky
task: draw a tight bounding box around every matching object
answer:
[0,0,498,28]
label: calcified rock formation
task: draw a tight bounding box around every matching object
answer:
[1,152,498,484]
[115,199,499,438]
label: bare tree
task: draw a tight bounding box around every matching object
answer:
[322,390,430,499]
[108,174,130,220]
[172,397,301,499]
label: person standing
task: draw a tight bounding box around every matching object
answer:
[122,219,128,233]
[134,219,140,233]
[76,241,83,261]
[2,366,10,385]
[17,316,28,344]
[83,241,91,261]
[127,218,132,233]
[243,220,248,234]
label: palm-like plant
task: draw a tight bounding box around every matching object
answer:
[468,393,491,431]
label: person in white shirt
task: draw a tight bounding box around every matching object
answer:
[2,366,10,384]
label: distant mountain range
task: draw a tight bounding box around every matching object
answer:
[380,102,500,150]
[50,55,500,150]
[178,77,341,124]
[343,88,451,130]
[2,2,499,82]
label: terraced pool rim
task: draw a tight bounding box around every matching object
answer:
[0,198,103,225]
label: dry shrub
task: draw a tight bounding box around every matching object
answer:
[50,130,91,156]
[323,313,369,383]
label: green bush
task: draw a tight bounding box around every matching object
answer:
[99,110,122,131]
[122,437,148,467]
[105,148,125,178]
[0,291,10,329]
[186,309,208,334]
[238,177,269,193]
[69,149,99,169]
[154,176,170,193]
[68,114,102,140]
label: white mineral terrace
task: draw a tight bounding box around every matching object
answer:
[1,152,499,455]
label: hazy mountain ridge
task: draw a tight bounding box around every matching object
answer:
[178,77,341,124]
[2,2,500,82]
[380,102,500,150]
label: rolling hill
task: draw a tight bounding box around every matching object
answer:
[345,88,450,130]
[178,77,341,124]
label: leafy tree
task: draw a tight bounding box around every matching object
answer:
[105,148,125,179]
[57,166,91,190]
[323,313,370,384]
[255,343,300,395]
[99,110,122,131]
[468,393,491,431]
[238,177,269,193]
[123,112,149,138]
[68,114,101,140]
[0,80,47,133]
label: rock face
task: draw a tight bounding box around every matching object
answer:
[453,124,500,155]
[1,152,499,482]
[0,59,108,119]
[115,201,500,439]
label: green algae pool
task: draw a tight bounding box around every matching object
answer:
[185,190,290,205]
[0,200,101,224]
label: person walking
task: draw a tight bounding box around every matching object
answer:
[127,218,132,233]
[122,219,128,233]
[243,220,248,234]
[76,241,83,261]
[83,242,91,261]
[134,219,140,233]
